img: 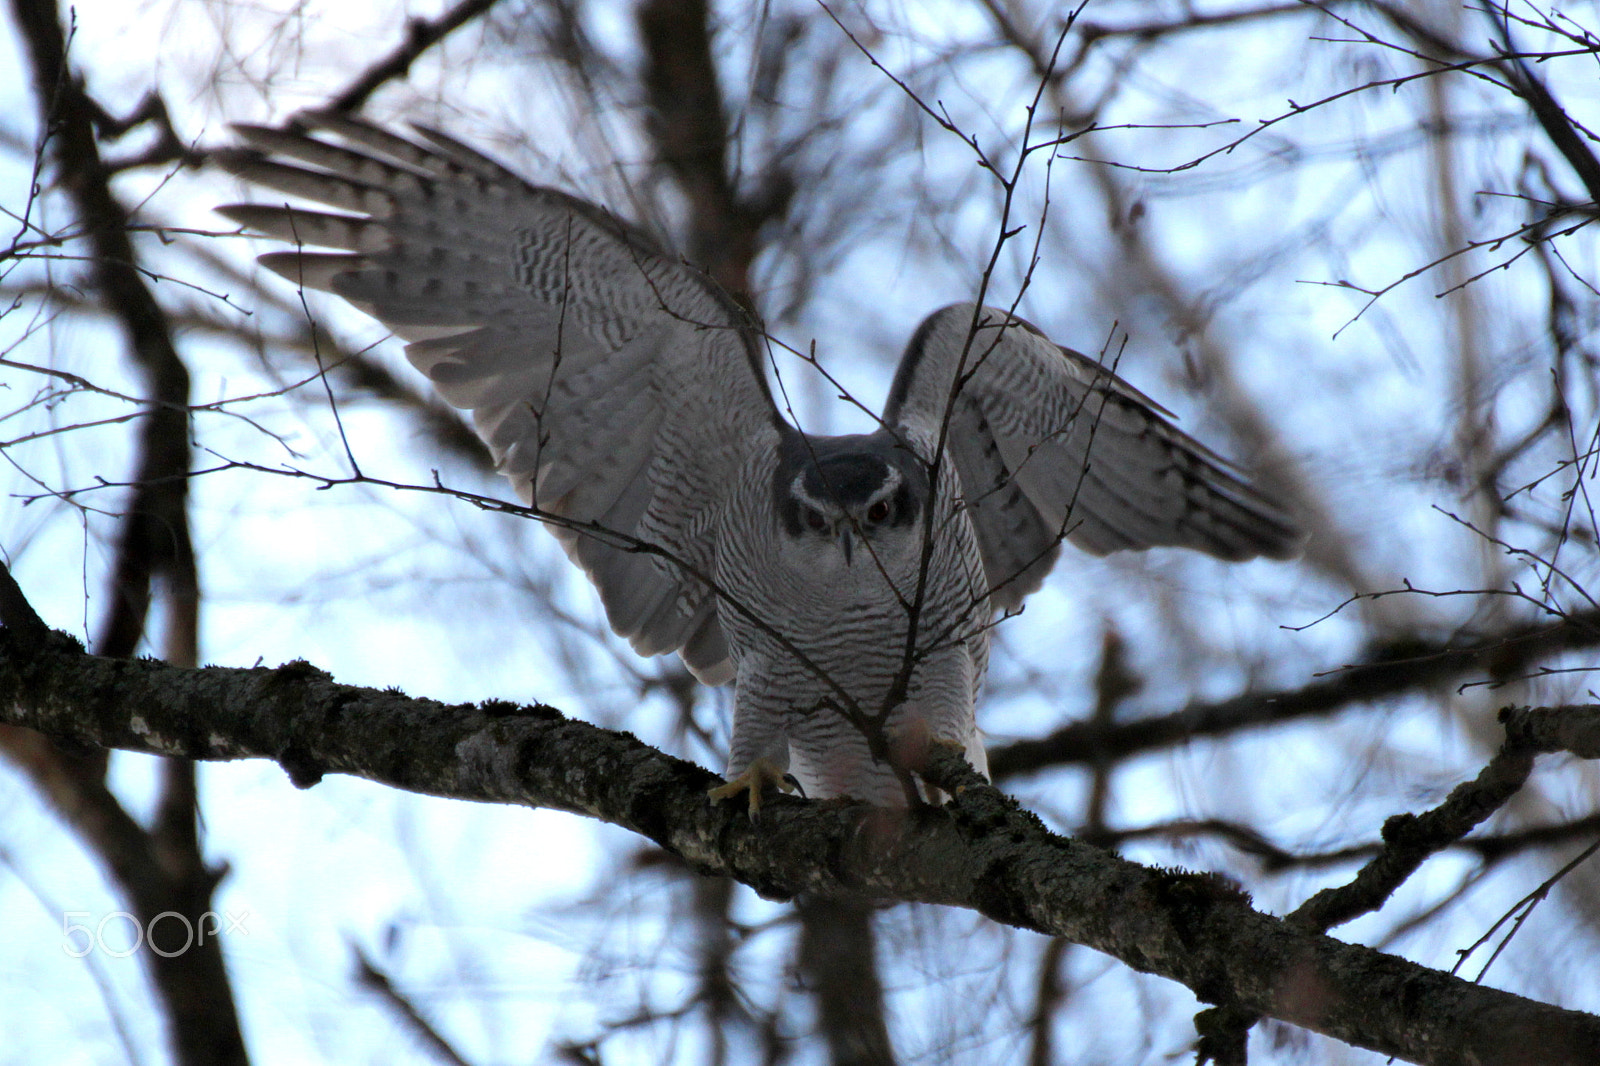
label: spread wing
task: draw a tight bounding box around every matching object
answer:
[884,303,1302,611]
[216,112,783,683]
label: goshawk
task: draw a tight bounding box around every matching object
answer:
[217,114,1300,809]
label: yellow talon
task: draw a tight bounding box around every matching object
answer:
[708,757,796,819]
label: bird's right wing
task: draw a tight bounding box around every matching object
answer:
[885,304,1302,612]
[216,113,781,683]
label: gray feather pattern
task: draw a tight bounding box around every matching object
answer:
[218,117,1300,806]
[887,304,1302,596]
[218,112,775,685]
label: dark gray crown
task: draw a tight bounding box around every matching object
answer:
[773,430,927,536]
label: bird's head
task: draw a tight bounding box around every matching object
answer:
[776,435,926,567]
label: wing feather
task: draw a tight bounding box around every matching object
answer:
[218,113,780,683]
[885,303,1301,610]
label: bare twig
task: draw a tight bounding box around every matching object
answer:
[353,945,473,1066]
[990,609,1600,777]
[322,0,502,115]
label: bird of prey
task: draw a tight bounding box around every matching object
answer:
[217,113,1300,809]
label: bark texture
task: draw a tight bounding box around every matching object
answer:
[3,628,1598,1066]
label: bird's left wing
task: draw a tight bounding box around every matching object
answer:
[216,113,782,683]
[884,303,1301,611]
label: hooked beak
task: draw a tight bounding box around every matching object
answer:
[837,526,854,566]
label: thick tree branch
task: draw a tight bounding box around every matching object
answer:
[3,628,1599,1066]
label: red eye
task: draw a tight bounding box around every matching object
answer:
[805,509,828,532]
[867,500,890,522]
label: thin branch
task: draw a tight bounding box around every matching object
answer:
[1095,811,1600,870]
[353,945,473,1066]
[1288,705,1600,931]
[989,608,1600,777]
[322,0,502,115]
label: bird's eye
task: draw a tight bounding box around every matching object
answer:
[804,509,828,532]
[867,500,891,523]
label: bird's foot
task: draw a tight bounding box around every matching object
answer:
[887,722,978,804]
[708,757,797,819]
[924,736,977,799]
